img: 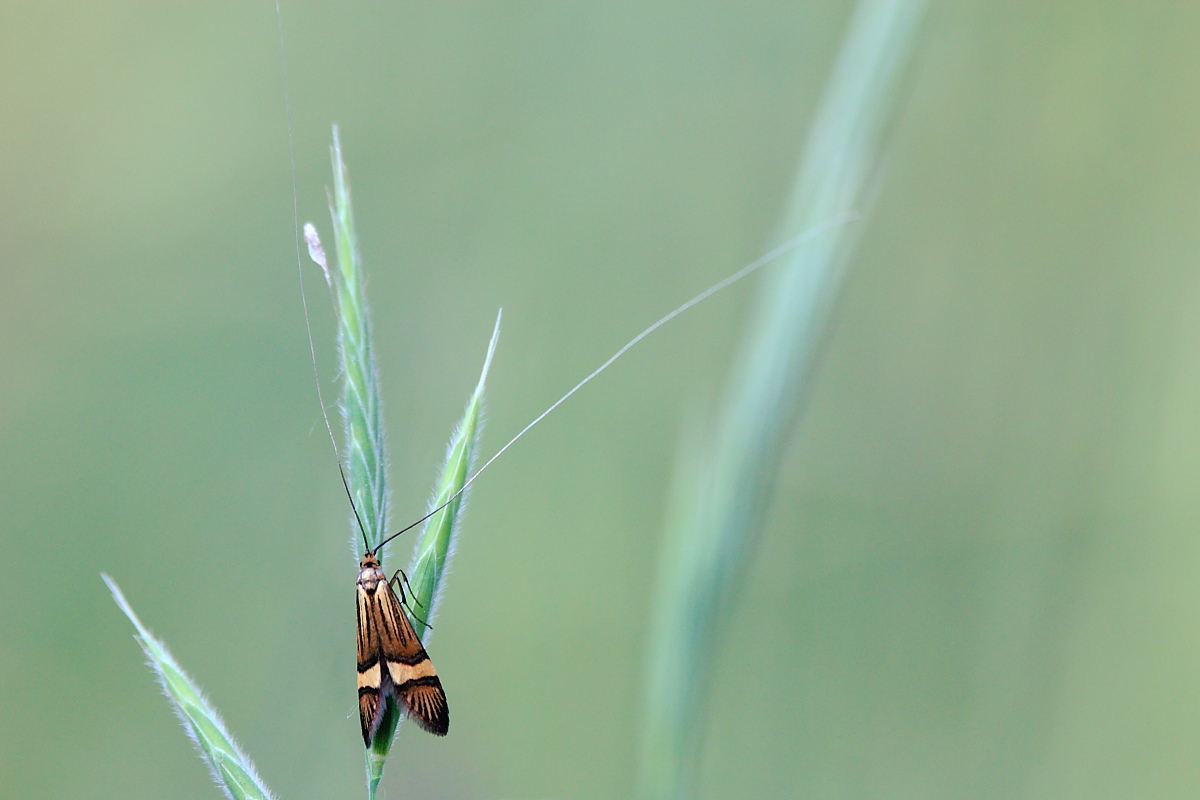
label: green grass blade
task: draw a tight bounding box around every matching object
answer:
[103,575,277,800]
[327,124,389,555]
[365,312,501,799]
[638,1,928,798]
[408,309,502,635]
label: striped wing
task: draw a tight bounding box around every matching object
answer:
[357,578,449,742]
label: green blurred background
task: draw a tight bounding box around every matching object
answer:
[4,2,1200,798]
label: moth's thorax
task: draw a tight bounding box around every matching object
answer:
[358,552,385,592]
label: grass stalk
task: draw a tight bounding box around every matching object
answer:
[106,120,492,800]
[315,126,497,797]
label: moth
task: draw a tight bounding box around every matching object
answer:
[356,547,449,741]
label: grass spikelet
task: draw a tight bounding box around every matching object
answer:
[316,125,501,797]
[326,124,390,555]
[365,312,501,798]
[103,574,277,800]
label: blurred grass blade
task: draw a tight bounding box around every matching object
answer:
[638,1,927,798]
[328,124,390,555]
[365,312,501,798]
[103,575,277,800]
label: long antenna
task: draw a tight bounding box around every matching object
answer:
[276,0,371,556]
[372,213,856,554]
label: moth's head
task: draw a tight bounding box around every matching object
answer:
[360,551,381,570]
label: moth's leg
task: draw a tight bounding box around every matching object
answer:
[388,568,425,608]
[389,569,433,630]
[405,607,433,630]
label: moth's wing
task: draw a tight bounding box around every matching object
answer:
[357,582,388,745]
[375,581,450,736]
[358,686,382,747]
[396,676,449,736]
